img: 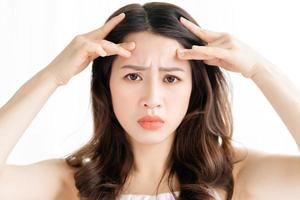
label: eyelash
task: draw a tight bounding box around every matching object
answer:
[124,73,181,84]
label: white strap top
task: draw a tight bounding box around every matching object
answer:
[119,190,222,200]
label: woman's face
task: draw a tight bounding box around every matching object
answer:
[110,31,192,145]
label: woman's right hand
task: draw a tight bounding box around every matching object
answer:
[45,13,135,86]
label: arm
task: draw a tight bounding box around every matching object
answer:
[0,13,134,169]
[251,60,300,150]
[176,17,300,199]
[0,68,59,167]
[177,17,300,150]
[0,13,134,199]
[237,61,300,199]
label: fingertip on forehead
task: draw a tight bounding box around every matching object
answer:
[114,31,191,66]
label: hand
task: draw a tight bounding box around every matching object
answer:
[45,13,135,86]
[176,17,267,78]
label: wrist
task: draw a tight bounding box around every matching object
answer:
[39,67,66,87]
[243,58,271,79]
[250,59,274,81]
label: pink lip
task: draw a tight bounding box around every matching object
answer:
[137,115,164,123]
[137,115,165,130]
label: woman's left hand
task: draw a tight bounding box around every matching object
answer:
[177,17,268,78]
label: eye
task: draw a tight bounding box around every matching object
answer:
[124,73,142,81]
[123,73,181,84]
[164,75,180,84]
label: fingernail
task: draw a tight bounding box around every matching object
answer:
[118,13,125,18]
[180,17,187,22]
[100,51,107,57]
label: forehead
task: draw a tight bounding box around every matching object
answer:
[112,31,190,71]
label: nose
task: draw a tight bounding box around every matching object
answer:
[141,79,162,113]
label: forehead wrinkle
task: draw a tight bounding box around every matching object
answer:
[121,64,185,72]
[115,32,190,73]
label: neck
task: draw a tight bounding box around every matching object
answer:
[121,132,178,195]
[131,133,175,177]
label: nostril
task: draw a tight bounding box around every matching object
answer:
[144,103,161,108]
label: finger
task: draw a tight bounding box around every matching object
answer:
[203,58,233,71]
[118,41,136,51]
[207,36,233,49]
[203,58,222,66]
[177,48,214,60]
[207,36,226,46]
[177,46,229,60]
[96,45,107,57]
[84,41,108,60]
[86,13,125,39]
[193,46,229,59]
[180,17,223,43]
[100,40,133,58]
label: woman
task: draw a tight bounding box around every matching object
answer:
[0,2,299,200]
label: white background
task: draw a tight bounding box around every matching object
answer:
[0,0,299,165]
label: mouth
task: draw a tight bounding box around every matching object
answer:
[137,115,165,130]
[137,121,164,130]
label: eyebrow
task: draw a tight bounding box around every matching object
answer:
[121,65,185,72]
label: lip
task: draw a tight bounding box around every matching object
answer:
[137,115,165,123]
[137,115,165,130]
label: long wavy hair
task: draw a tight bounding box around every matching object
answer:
[65,2,245,200]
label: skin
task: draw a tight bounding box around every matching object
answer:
[109,31,192,192]
[1,12,300,200]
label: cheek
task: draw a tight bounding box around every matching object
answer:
[172,86,190,99]
[166,83,192,122]
[110,82,141,136]
[168,83,192,105]
[110,81,138,117]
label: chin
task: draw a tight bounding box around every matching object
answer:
[127,131,175,145]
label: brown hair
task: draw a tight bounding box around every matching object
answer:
[65,2,244,200]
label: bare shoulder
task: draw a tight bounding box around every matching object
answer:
[213,145,249,199]
[55,158,80,200]
[233,146,300,200]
